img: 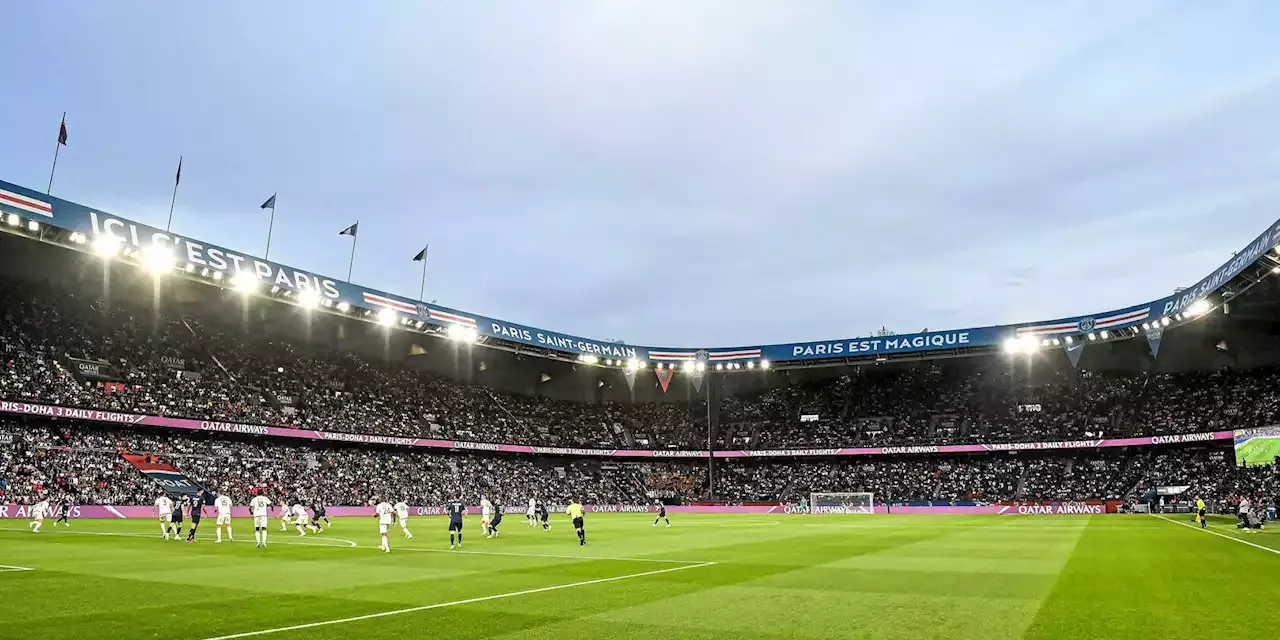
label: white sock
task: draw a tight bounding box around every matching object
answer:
[216,529,222,542]
[227,527,234,541]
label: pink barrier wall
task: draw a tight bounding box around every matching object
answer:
[0,400,1232,460]
[1,503,1109,519]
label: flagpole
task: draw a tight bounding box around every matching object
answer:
[346,220,358,281]
[264,205,276,260]
[47,112,65,194]
[418,248,428,301]
[166,156,182,232]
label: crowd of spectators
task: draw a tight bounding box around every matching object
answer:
[4,274,1280,454]
[3,419,1278,510]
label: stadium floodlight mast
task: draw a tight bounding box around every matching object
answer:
[232,271,259,294]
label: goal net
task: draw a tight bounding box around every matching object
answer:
[808,492,875,514]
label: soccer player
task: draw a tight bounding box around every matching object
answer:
[527,497,537,526]
[29,496,49,533]
[488,503,504,538]
[538,500,551,531]
[653,499,671,527]
[279,500,292,531]
[446,497,466,549]
[1195,496,1207,529]
[187,489,209,543]
[480,495,492,535]
[249,494,272,548]
[292,503,316,535]
[155,493,175,539]
[170,494,189,540]
[567,499,586,546]
[312,502,330,531]
[54,496,74,527]
[374,497,394,553]
[394,500,413,539]
[214,493,234,543]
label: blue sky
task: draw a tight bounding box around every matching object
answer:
[2,1,1280,347]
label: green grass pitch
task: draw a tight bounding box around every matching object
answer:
[1234,436,1280,467]
[1,513,1277,639]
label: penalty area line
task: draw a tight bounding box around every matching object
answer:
[0,564,35,572]
[1150,513,1280,556]
[201,560,718,639]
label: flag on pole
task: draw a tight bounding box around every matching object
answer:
[339,222,359,237]
[260,193,277,210]
[57,117,68,145]
[175,157,183,185]
[412,245,428,262]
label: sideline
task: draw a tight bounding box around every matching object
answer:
[1150,513,1280,555]
[200,560,717,639]
[0,564,35,572]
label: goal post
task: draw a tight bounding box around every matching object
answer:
[808,492,875,514]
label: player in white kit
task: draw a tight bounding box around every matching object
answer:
[527,497,537,526]
[480,496,493,534]
[214,494,235,543]
[292,504,316,535]
[279,500,292,531]
[29,498,49,533]
[249,494,272,548]
[154,494,175,539]
[375,498,394,553]
[394,500,413,539]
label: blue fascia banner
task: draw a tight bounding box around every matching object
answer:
[1,178,1276,364]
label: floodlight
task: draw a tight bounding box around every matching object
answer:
[1160,317,1171,327]
[92,234,122,258]
[681,361,694,372]
[747,361,756,369]
[1087,332,1097,341]
[447,324,478,343]
[297,289,321,309]
[336,302,351,312]
[232,271,259,294]
[27,220,38,232]
[1099,330,1110,339]
[141,244,174,274]
[69,232,86,244]
[760,360,770,370]
[5,214,18,227]
[1185,299,1211,318]
[715,363,724,371]
[377,308,397,326]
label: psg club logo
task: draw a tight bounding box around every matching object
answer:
[414,303,431,321]
[1077,317,1096,333]
[695,349,710,363]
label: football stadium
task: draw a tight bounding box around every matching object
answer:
[3,5,1280,640]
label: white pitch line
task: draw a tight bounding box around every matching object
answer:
[201,561,717,639]
[1150,514,1280,556]
[0,564,35,572]
[389,545,709,565]
[0,527,358,548]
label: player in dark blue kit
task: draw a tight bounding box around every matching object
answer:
[312,502,330,531]
[171,494,188,540]
[653,500,670,527]
[186,489,209,543]
[55,496,74,527]
[487,502,504,538]
[447,498,466,549]
[538,501,551,531]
